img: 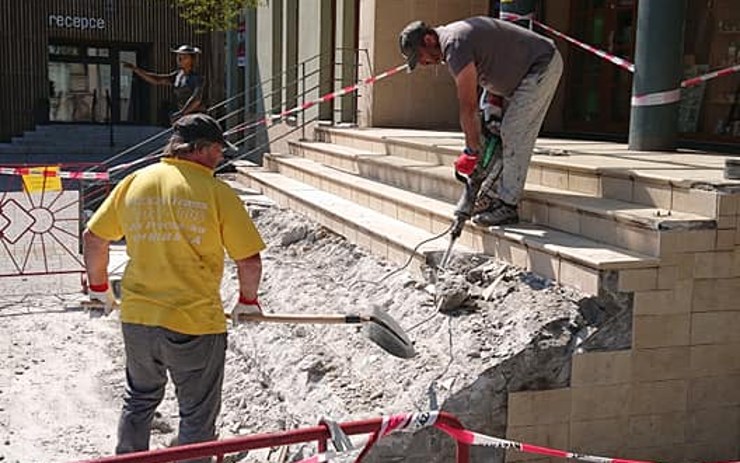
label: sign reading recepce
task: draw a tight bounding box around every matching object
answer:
[48,14,106,30]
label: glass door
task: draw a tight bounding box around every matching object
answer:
[48,44,143,124]
[48,48,112,123]
[565,0,637,133]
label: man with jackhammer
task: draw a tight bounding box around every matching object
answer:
[399,16,562,226]
[83,113,265,462]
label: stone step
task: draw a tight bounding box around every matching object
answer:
[250,155,660,296]
[315,126,739,220]
[288,141,720,256]
[234,167,474,277]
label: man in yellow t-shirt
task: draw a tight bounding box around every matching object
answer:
[83,113,265,460]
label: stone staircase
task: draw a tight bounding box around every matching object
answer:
[0,124,165,165]
[235,126,740,462]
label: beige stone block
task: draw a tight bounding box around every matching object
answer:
[412,209,432,231]
[370,235,388,259]
[526,165,543,185]
[559,261,600,295]
[717,229,736,250]
[397,204,415,225]
[547,206,580,235]
[380,199,398,219]
[527,249,559,281]
[571,384,630,420]
[633,181,672,210]
[688,375,740,409]
[686,406,740,443]
[508,389,572,426]
[629,380,688,414]
[506,424,569,462]
[691,312,740,345]
[580,215,617,247]
[633,314,690,349]
[717,193,737,216]
[692,278,740,312]
[618,225,660,256]
[662,252,696,280]
[355,230,373,251]
[717,214,737,230]
[572,351,632,387]
[495,239,528,269]
[659,229,717,254]
[619,268,658,292]
[657,265,679,289]
[633,289,690,316]
[632,347,691,381]
[627,412,686,448]
[528,201,549,225]
[601,176,633,202]
[694,251,736,279]
[671,188,718,217]
[570,418,628,455]
[568,171,600,195]
[541,168,569,190]
[690,343,740,377]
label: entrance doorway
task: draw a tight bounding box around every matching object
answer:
[48,43,145,124]
[565,0,637,134]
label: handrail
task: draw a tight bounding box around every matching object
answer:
[71,412,470,463]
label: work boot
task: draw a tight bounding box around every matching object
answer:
[472,198,519,226]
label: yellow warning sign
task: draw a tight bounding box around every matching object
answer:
[22,166,62,193]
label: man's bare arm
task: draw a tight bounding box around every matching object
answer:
[235,253,262,300]
[454,62,482,153]
[82,229,110,286]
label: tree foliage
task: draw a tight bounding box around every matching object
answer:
[173,0,263,32]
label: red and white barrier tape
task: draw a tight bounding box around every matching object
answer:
[500,12,635,73]
[0,166,109,181]
[297,411,740,463]
[631,88,682,107]
[681,63,740,88]
[225,64,408,137]
[501,12,740,106]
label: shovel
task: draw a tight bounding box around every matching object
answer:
[230,305,415,359]
[72,301,415,359]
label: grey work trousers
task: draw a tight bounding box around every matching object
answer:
[116,323,227,463]
[480,49,563,205]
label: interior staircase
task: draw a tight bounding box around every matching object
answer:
[234,126,740,462]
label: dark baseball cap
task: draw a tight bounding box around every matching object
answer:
[399,20,428,71]
[173,113,238,152]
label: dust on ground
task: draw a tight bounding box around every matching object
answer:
[0,204,626,463]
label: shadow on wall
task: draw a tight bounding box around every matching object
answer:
[364,281,632,463]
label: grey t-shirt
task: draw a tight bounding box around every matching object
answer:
[436,16,555,97]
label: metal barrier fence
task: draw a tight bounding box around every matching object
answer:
[72,412,470,463]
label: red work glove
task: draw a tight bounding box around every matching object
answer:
[454,148,479,176]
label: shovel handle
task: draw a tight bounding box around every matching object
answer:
[229,312,370,325]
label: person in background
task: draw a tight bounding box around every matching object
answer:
[123,44,205,124]
[83,113,265,462]
[399,16,563,226]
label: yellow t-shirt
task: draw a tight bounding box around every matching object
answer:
[87,157,266,335]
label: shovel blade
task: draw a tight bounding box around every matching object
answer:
[364,305,416,359]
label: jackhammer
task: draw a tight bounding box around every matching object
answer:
[438,132,503,270]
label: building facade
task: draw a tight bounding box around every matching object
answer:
[0,0,225,142]
[238,0,738,150]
